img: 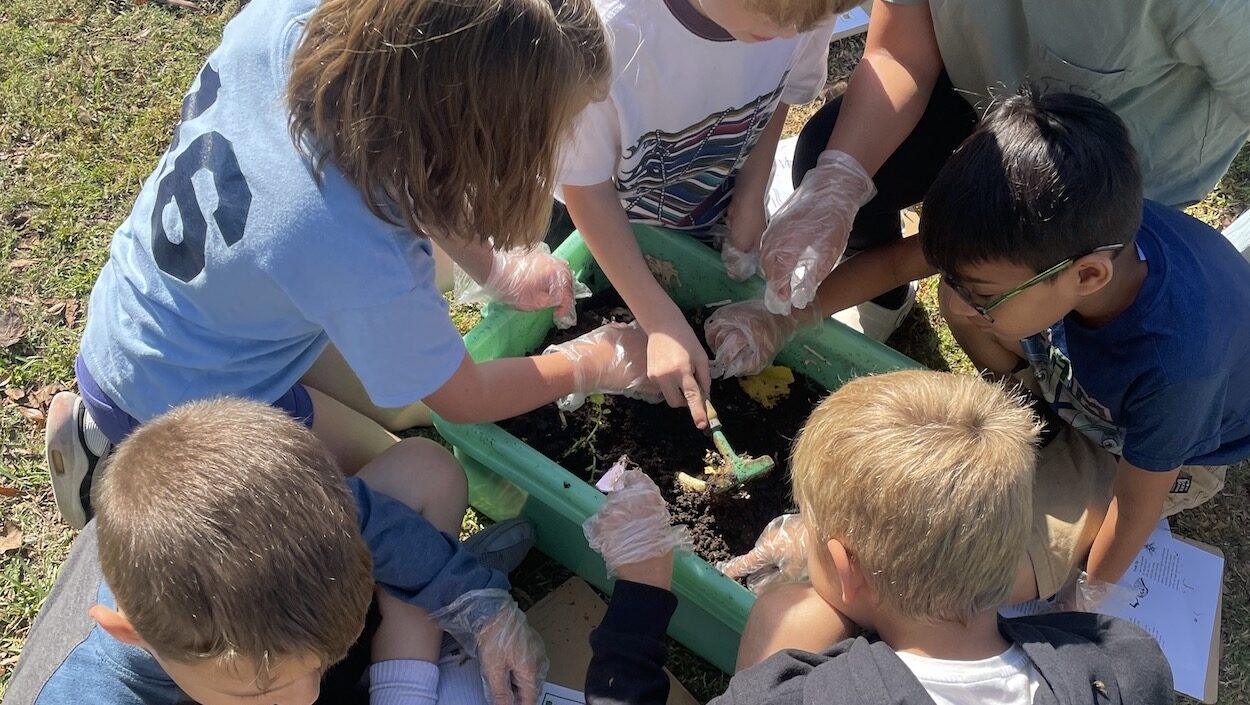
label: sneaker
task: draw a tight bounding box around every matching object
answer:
[462,518,535,575]
[833,281,917,343]
[46,392,112,529]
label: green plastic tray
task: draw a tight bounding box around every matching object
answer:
[434,226,919,673]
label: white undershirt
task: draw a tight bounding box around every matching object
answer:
[893,645,1042,705]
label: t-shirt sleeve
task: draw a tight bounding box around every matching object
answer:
[557,96,623,188]
[781,24,834,105]
[1120,378,1226,471]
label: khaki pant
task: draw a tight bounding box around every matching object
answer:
[1027,424,1226,598]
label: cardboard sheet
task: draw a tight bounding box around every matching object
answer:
[526,578,700,705]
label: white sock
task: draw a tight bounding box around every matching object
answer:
[79,408,111,456]
[369,660,439,705]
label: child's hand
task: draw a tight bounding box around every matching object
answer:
[760,150,875,315]
[583,468,691,584]
[717,513,810,593]
[431,589,548,705]
[544,322,663,410]
[455,244,589,329]
[705,300,822,378]
[645,311,711,428]
[722,201,767,282]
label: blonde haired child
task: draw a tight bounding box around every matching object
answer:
[46,0,656,528]
[580,370,1172,705]
[556,0,858,428]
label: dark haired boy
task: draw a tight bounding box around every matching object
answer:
[917,91,1250,598]
[5,398,542,705]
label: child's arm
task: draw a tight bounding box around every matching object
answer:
[722,104,789,281]
[1084,459,1181,586]
[563,181,711,428]
[705,237,933,377]
[582,469,689,705]
[758,1,943,315]
[424,322,659,424]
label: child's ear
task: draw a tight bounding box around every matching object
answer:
[1073,253,1114,295]
[90,605,145,647]
[827,538,868,607]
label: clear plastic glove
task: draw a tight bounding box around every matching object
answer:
[583,468,693,576]
[705,300,823,378]
[760,150,875,315]
[454,244,590,329]
[1053,570,1137,614]
[544,322,663,411]
[431,588,548,705]
[720,203,767,282]
[721,242,760,282]
[716,513,810,593]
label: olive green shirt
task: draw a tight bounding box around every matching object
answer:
[885,0,1250,207]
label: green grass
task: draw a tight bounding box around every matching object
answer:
[2,0,1249,700]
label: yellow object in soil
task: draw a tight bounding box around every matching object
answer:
[739,365,795,409]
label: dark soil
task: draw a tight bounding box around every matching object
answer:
[498,293,826,565]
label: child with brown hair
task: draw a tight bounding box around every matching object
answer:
[10,398,544,705]
[555,0,860,428]
[46,0,658,529]
[580,370,1173,705]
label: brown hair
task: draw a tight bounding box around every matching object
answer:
[94,398,372,682]
[287,0,609,249]
[791,370,1040,624]
[743,0,858,34]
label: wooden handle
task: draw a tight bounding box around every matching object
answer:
[704,400,722,430]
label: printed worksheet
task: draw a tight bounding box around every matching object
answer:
[999,520,1222,701]
[541,682,585,705]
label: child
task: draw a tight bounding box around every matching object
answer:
[580,370,1174,705]
[556,0,855,427]
[919,91,1250,595]
[45,0,661,529]
[713,91,1250,601]
[8,398,544,705]
[752,0,1250,339]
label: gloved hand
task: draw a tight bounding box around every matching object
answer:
[1053,570,1135,614]
[583,468,692,576]
[717,513,810,593]
[705,300,823,378]
[760,150,875,315]
[431,588,548,705]
[455,244,590,329]
[544,322,663,411]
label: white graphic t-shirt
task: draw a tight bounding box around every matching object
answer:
[558,0,833,230]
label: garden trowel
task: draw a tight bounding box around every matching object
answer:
[702,400,775,493]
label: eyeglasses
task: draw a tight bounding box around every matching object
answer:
[944,244,1125,323]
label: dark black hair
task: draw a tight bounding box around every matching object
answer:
[920,89,1142,275]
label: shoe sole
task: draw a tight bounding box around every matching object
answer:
[46,393,93,530]
[463,518,536,575]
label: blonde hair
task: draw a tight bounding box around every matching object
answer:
[743,0,859,34]
[94,399,373,684]
[287,0,610,249]
[791,370,1041,624]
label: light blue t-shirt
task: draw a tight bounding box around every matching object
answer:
[80,0,466,422]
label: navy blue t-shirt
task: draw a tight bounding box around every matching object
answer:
[1021,200,1250,471]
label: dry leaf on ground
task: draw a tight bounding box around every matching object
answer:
[0,523,23,554]
[0,305,25,347]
